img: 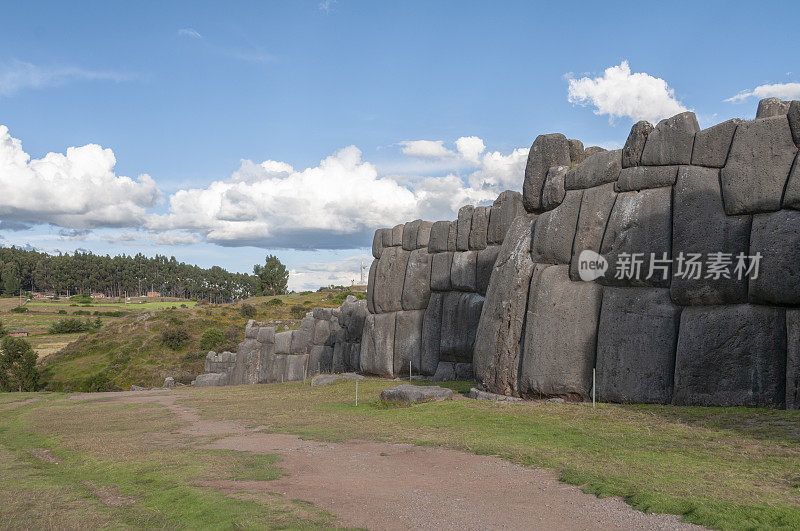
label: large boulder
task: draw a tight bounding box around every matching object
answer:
[450,251,478,292]
[308,345,325,374]
[366,259,377,314]
[476,245,501,296]
[720,116,797,215]
[621,120,653,168]
[373,246,410,313]
[615,165,679,192]
[568,138,585,165]
[671,166,750,305]
[756,97,789,119]
[564,149,622,190]
[473,214,536,396]
[432,361,455,382]
[787,310,800,410]
[416,221,433,249]
[468,206,490,250]
[640,112,699,166]
[428,221,452,253]
[360,312,396,377]
[430,251,453,291]
[789,101,800,147]
[379,384,453,404]
[540,166,568,211]
[781,152,800,208]
[390,224,404,246]
[568,183,617,281]
[530,190,583,265]
[691,118,741,168]
[456,205,474,251]
[393,310,425,375]
[749,210,800,305]
[339,296,367,340]
[401,248,432,310]
[372,228,387,259]
[274,331,292,355]
[312,318,331,345]
[439,291,484,363]
[402,219,421,251]
[519,265,602,400]
[599,186,672,287]
[420,293,443,375]
[523,133,571,212]
[487,190,525,244]
[595,288,680,404]
[673,305,786,408]
[195,372,229,387]
[285,354,308,382]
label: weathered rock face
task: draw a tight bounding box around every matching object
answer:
[640,112,699,166]
[748,210,800,305]
[523,134,571,212]
[691,118,740,168]
[564,149,622,190]
[622,120,654,168]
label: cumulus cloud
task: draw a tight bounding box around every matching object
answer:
[0,125,161,229]
[724,82,800,103]
[150,231,200,246]
[567,61,688,124]
[399,140,454,159]
[0,60,133,97]
[290,254,371,291]
[455,136,486,163]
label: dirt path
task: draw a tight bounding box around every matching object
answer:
[76,391,701,530]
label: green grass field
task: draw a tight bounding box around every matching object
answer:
[27,300,197,312]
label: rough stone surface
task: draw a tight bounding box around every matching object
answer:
[311,373,364,387]
[381,226,393,247]
[373,246,410,313]
[455,363,474,380]
[360,312,396,377]
[781,152,800,209]
[416,221,433,250]
[720,116,797,215]
[275,331,292,355]
[456,205,475,251]
[468,206,490,250]
[789,101,800,147]
[285,354,308,382]
[519,265,602,399]
[439,291,484,363]
[523,133,571,212]
[564,149,622,190]
[163,377,175,388]
[749,210,800,305]
[568,138,585,165]
[420,293,443,376]
[600,186,672,287]
[257,326,275,345]
[402,220,421,251]
[487,190,525,244]
[541,166,568,211]
[584,146,606,158]
[640,112,699,166]
[467,388,522,403]
[372,229,387,259]
[473,214,536,396]
[476,245,501,296]
[569,183,617,281]
[531,190,583,265]
[430,251,453,292]
[313,319,331,345]
[673,305,787,407]
[621,121,653,168]
[615,165,679,192]
[194,373,228,387]
[691,118,741,168]
[366,259,377,314]
[393,309,425,375]
[391,224,404,246]
[447,221,457,251]
[671,166,750,305]
[787,310,800,410]
[379,384,453,403]
[428,221,452,253]
[596,288,680,404]
[432,361,455,382]
[402,248,432,310]
[450,251,478,292]
[756,97,789,119]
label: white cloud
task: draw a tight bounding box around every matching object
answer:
[399,140,454,159]
[724,82,800,103]
[150,231,199,246]
[455,136,486,163]
[178,28,203,39]
[567,61,688,124]
[290,254,371,291]
[0,60,133,97]
[0,125,161,229]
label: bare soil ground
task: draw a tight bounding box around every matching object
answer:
[74,391,702,530]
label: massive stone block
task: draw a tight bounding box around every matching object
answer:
[291,318,312,355]
[720,116,797,215]
[476,245,500,296]
[640,112,699,166]
[691,118,741,168]
[402,220,421,251]
[258,332,276,383]
[394,309,425,375]
[430,251,453,291]
[416,221,433,249]
[474,214,536,396]
[673,305,786,407]
[787,310,800,410]
[523,133,571,212]
[487,190,525,244]
[402,248,432,310]
[468,206,490,250]
[756,97,789,119]
[381,226,393,247]
[749,210,800,305]
[781,152,800,209]
[391,224,404,246]
[285,354,308,382]
[366,259,377,314]
[569,183,617,281]
[274,331,292,355]
[360,312,396,377]
[270,355,287,383]
[439,291,484,363]
[568,138,585,165]
[541,166,568,211]
[595,288,680,404]
[308,345,325,374]
[564,149,622,190]
[519,265,602,399]
[372,228,388,259]
[621,120,653,168]
[584,146,606,158]
[600,186,672,287]
[373,246,410,313]
[339,296,367,340]
[456,205,474,251]
[531,189,582,265]
[671,166,750,305]
[789,101,800,147]
[428,221,451,253]
[421,292,443,375]
[450,251,478,292]
[615,165,679,192]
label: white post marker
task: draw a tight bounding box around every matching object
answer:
[592,368,596,408]
[355,379,358,407]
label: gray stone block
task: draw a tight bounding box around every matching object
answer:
[640,112,699,166]
[285,354,308,382]
[393,309,425,375]
[787,310,800,410]
[244,320,258,339]
[380,384,453,403]
[450,251,478,292]
[432,361,455,382]
[476,245,501,296]
[671,166,750,305]
[789,101,800,147]
[456,205,474,251]
[474,214,536,396]
[373,246,410,313]
[360,312,396,377]
[673,305,786,407]
[381,226,393,247]
[421,293,443,375]
[195,373,228,387]
[691,118,741,168]
[447,221,457,251]
[402,219,421,251]
[308,345,325,374]
[402,248,432,310]
[523,133,571,212]
[487,190,525,244]
[564,149,622,190]
[256,326,275,344]
[428,221,452,253]
[720,116,797,214]
[270,354,287,383]
[600,186,672,287]
[416,221,433,249]
[541,166,568,210]
[430,251,453,292]
[312,319,331,345]
[440,291,485,363]
[366,259,377,314]
[291,322,311,355]
[519,265,602,400]
[455,363,474,380]
[531,190,583,265]
[372,228,387,259]
[781,152,800,209]
[275,330,292,355]
[596,288,680,404]
[568,138,585,165]
[569,183,617,281]
[391,224,404,246]
[468,206,490,250]
[615,165,679,192]
[584,146,607,158]
[621,120,654,168]
[749,210,800,305]
[756,97,789,119]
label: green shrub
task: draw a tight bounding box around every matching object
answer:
[69,293,93,304]
[10,306,27,313]
[57,309,67,314]
[240,303,257,317]
[199,328,226,351]
[161,326,189,350]
[265,298,283,306]
[49,317,97,334]
[290,305,306,319]
[328,290,367,305]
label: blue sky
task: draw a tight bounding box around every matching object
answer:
[1,0,798,290]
